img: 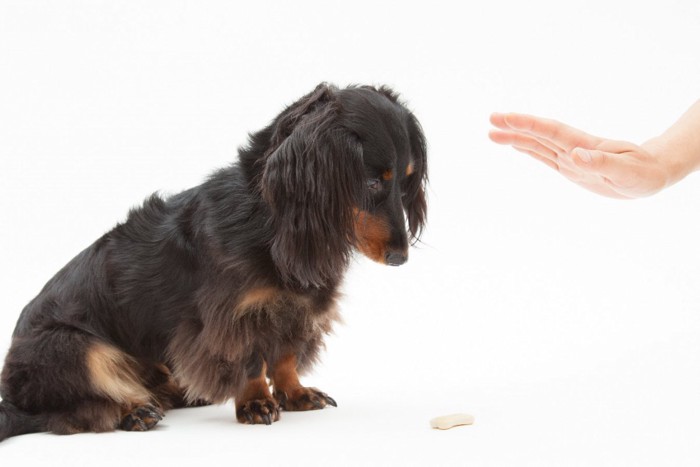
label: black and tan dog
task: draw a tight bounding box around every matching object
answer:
[0,83,427,439]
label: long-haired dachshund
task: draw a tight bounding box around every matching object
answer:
[0,83,427,440]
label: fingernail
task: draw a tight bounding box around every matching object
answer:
[575,148,592,163]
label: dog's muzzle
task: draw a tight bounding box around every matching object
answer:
[385,251,407,266]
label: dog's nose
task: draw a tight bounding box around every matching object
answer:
[385,251,407,266]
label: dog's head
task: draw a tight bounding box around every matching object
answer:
[261,83,427,288]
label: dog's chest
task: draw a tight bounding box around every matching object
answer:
[233,287,334,336]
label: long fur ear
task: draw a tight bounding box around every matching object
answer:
[369,85,428,242]
[403,113,428,243]
[261,95,365,288]
[268,83,336,149]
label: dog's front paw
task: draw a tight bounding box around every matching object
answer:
[236,397,280,425]
[119,404,164,431]
[274,387,337,411]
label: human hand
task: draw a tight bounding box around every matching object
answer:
[489,112,671,199]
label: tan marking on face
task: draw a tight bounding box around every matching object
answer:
[406,163,415,176]
[382,169,393,181]
[86,343,150,405]
[353,209,390,264]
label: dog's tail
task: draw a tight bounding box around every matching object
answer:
[0,400,46,442]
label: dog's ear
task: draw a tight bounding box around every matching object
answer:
[262,90,365,288]
[268,83,335,148]
[403,114,428,243]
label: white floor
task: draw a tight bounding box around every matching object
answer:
[3,351,699,467]
[2,249,700,467]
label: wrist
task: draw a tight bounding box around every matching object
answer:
[643,100,700,187]
[642,134,697,187]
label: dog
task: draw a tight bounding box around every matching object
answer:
[0,83,427,439]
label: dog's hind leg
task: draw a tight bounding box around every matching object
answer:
[83,341,166,432]
[1,330,160,435]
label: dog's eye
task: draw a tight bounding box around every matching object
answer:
[367,178,381,192]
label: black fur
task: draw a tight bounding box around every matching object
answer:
[0,83,428,439]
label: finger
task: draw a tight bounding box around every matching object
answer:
[532,135,566,157]
[489,130,558,160]
[494,117,566,158]
[512,146,559,171]
[489,112,511,130]
[501,113,602,152]
[491,112,568,154]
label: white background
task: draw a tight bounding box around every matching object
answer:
[1,1,699,465]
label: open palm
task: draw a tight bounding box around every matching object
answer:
[489,112,670,199]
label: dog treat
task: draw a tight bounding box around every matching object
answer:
[430,413,475,430]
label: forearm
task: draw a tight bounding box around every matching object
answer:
[642,100,700,186]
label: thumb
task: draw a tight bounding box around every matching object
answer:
[572,147,614,173]
[573,148,635,187]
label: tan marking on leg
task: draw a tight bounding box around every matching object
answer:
[270,354,302,395]
[86,343,150,405]
[271,354,336,411]
[382,169,393,181]
[238,362,272,403]
[235,362,280,424]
